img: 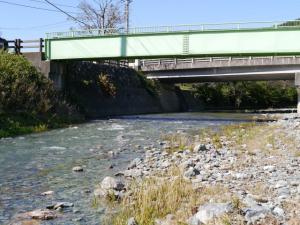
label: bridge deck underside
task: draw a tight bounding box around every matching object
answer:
[146,65,298,83]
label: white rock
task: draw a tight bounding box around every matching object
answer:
[72,166,84,172]
[47,202,74,210]
[94,187,108,197]
[263,165,276,172]
[101,176,125,191]
[127,217,138,225]
[155,214,175,225]
[188,203,233,224]
[273,207,285,217]
[266,143,273,149]
[235,173,248,180]
[275,180,288,189]
[41,191,54,196]
[124,169,143,178]
[128,158,142,169]
[244,205,270,225]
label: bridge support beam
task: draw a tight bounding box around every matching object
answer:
[48,62,65,90]
[296,73,300,114]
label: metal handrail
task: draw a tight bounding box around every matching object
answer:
[141,56,300,66]
[46,20,300,39]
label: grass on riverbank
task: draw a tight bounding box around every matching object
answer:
[0,113,82,138]
[161,120,299,157]
[108,169,238,225]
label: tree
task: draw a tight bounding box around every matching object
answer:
[280,18,300,27]
[74,0,124,31]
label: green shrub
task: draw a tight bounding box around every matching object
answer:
[0,51,82,137]
[194,81,297,109]
[0,50,57,114]
[98,73,117,97]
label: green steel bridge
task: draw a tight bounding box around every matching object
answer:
[45,20,300,61]
[42,21,300,112]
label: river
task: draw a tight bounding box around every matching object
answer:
[0,113,255,224]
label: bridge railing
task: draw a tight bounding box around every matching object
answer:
[7,38,44,54]
[140,56,300,68]
[46,20,300,39]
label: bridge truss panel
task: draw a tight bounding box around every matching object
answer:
[45,28,300,60]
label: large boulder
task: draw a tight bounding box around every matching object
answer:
[94,176,126,199]
[184,167,200,178]
[243,205,271,225]
[101,176,125,191]
[18,209,58,220]
[188,203,233,225]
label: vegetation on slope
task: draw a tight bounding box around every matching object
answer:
[0,51,82,138]
[183,81,297,110]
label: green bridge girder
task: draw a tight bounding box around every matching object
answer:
[45,25,300,60]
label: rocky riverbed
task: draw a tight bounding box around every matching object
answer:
[6,113,299,225]
[98,114,300,225]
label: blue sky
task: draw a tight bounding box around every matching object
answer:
[1,0,300,39]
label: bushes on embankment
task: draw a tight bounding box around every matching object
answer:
[193,81,297,110]
[0,51,81,137]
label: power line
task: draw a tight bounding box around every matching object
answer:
[43,0,90,28]
[0,0,77,14]
[25,0,78,9]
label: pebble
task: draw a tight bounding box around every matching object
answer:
[41,191,54,196]
[47,202,74,210]
[127,217,138,225]
[72,166,84,172]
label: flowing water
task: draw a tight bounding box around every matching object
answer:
[0,113,255,224]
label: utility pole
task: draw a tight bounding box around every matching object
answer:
[123,0,132,33]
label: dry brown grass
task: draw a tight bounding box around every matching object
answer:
[108,168,235,225]
[161,133,195,154]
[287,216,300,225]
[282,200,300,224]
[246,182,270,197]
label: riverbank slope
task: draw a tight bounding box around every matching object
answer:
[0,51,82,138]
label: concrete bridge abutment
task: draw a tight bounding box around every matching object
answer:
[23,52,64,90]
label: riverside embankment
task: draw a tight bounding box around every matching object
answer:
[64,62,203,118]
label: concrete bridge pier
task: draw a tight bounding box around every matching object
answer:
[296,73,300,113]
[48,62,65,90]
[23,52,64,90]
